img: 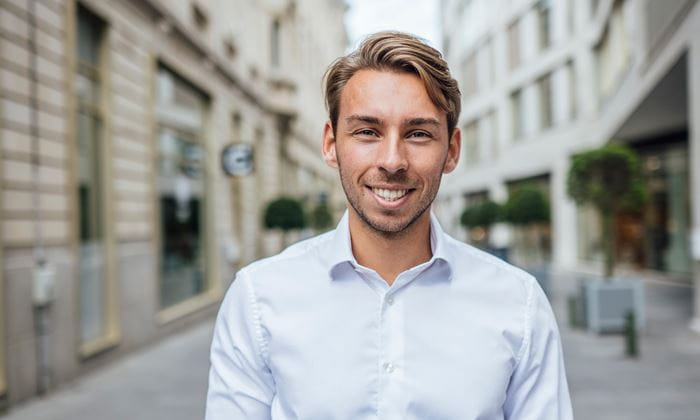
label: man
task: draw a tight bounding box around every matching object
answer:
[206,32,573,419]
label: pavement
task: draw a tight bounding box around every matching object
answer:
[2,272,700,420]
[555,273,700,420]
[1,322,213,420]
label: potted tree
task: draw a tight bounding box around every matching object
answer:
[309,201,335,233]
[567,144,647,333]
[460,200,503,255]
[263,197,307,247]
[503,185,551,295]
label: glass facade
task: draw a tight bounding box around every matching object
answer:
[75,5,108,344]
[636,143,691,274]
[578,141,692,277]
[156,66,209,309]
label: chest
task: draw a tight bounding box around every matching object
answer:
[263,285,519,419]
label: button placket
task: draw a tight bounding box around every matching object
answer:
[379,288,405,416]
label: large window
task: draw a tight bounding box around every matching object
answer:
[462,52,477,98]
[507,20,521,70]
[156,66,209,309]
[596,2,630,100]
[538,73,553,130]
[271,18,281,68]
[463,121,478,166]
[537,0,552,51]
[75,5,110,346]
[510,88,524,139]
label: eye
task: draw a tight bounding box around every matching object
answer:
[407,131,433,140]
[354,129,378,137]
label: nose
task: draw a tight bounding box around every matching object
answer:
[376,132,408,174]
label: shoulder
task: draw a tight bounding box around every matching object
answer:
[236,230,335,282]
[442,232,537,302]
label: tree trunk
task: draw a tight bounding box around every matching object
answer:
[601,208,616,280]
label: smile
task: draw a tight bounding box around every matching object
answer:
[371,187,410,202]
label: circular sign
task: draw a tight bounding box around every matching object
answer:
[221,143,253,176]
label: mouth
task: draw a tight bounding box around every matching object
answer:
[371,187,409,201]
[367,186,416,207]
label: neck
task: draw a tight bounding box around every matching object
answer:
[348,210,433,286]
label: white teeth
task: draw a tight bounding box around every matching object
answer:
[372,188,408,201]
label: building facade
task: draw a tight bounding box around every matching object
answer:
[438,0,700,327]
[0,0,345,407]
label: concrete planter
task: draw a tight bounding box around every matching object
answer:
[580,277,645,333]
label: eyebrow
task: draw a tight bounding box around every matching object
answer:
[404,117,441,128]
[344,115,441,128]
[345,115,382,125]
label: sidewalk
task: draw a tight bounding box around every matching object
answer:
[2,273,700,419]
[552,273,700,420]
[1,322,214,420]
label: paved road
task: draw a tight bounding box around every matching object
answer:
[3,272,700,420]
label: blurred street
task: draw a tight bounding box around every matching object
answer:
[3,271,700,420]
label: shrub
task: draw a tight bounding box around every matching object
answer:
[263,197,306,232]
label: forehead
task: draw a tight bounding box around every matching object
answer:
[338,69,445,124]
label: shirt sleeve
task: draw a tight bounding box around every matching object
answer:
[503,279,574,420]
[205,270,275,420]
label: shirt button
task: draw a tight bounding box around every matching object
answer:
[384,362,395,373]
[386,296,394,305]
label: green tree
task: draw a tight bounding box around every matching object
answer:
[567,144,646,279]
[503,186,550,226]
[309,201,334,232]
[460,200,502,246]
[503,185,550,265]
[460,200,502,229]
[263,197,306,245]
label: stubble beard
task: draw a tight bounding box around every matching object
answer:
[337,155,446,239]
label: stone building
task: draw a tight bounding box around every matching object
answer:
[0,0,345,406]
[438,0,700,328]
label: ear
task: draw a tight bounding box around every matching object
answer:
[443,127,461,174]
[322,121,338,169]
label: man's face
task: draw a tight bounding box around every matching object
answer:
[322,69,461,236]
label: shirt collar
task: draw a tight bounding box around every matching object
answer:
[326,210,453,281]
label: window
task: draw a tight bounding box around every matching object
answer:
[487,111,498,159]
[567,60,577,119]
[463,121,479,166]
[156,66,209,309]
[462,52,477,97]
[75,5,110,346]
[510,89,524,139]
[507,20,521,70]
[596,2,630,100]
[537,0,552,51]
[477,40,494,90]
[538,73,553,129]
[271,18,281,68]
[192,3,209,31]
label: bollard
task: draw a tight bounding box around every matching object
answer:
[624,310,639,358]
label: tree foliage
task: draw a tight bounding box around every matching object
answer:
[567,144,646,212]
[263,197,306,231]
[460,200,502,228]
[503,185,550,226]
[309,202,334,231]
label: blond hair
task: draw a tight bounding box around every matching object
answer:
[324,31,461,136]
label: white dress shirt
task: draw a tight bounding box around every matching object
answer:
[206,212,573,419]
